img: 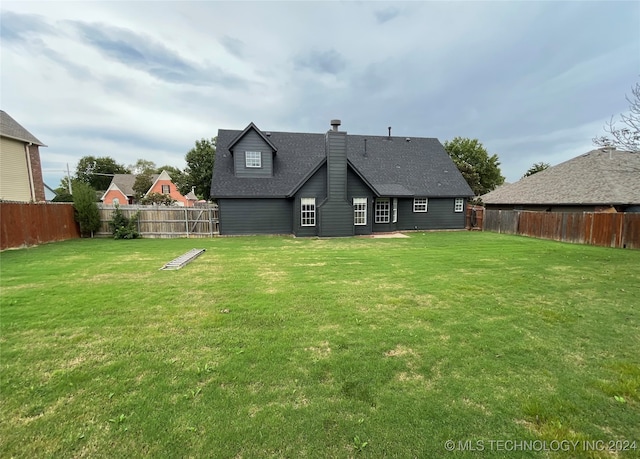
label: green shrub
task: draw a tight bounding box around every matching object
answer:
[109,205,141,239]
[72,182,101,237]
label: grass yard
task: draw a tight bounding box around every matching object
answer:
[1,232,639,458]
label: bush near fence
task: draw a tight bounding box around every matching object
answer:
[1,201,81,250]
[97,204,219,238]
[483,209,640,249]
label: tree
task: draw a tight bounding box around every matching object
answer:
[184,137,216,200]
[129,159,157,175]
[443,137,505,196]
[140,192,176,206]
[593,82,640,152]
[523,162,550,178]
[75,156,130,191]
[132,173,154,200]
[72,182,101,237]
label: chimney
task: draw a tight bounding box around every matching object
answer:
[330,119,341,131]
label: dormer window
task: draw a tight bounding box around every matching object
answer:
[245,151,262,168]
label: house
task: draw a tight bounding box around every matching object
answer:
[210,120,474,236]
[0,110,46,202]
[482,148,640,212]
[102,171,195,206]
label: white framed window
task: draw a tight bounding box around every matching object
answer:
[161,184,170,194]
[353,198,367,226]
[245,151,262,168]
[392,198,398,223]
[113,198,120,206]
[375,198,390,223]
[413,198,428,212]
[454,198,464,212]
[301,198,316,226]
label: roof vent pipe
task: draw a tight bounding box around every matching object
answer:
[364,138,368,157]
[388,126,392,138]
[330,119,341,131]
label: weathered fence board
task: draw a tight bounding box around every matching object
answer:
[483,209,639,249]
[97,205,219,238]
[1,201,80,250]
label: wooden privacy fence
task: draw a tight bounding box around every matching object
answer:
[484,209,640,249]
[97,204,219,238]
[1,201,80,250]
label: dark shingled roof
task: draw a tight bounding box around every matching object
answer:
[0,110,46,146]
[211,124,473,199]
[482,148,640,205]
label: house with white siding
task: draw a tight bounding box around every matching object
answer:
[0,111,46,202]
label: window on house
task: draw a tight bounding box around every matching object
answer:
[161,184,170,194]
[392,198,398,223]
[375,198,390,223]
[353,198,367,225]
[413,198,428,212]
[113,198,120,206]
[301,198,316,226]
[454,198,464,212]
[245,151,262,168]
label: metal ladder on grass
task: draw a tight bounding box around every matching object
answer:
[160,248,206,270]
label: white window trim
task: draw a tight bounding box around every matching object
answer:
[301,198,316,227]
[375,198,390,224]
[245,151,262,168]
[454,198,464,212]
[392,198,398,223]
[353,197,367,226]
[161,184,170,194]
[413,198,428,213]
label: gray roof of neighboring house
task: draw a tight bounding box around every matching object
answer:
[482,148,640,205]
[111,174,159,196]
[211,126,473,198]
[0,110,46,146]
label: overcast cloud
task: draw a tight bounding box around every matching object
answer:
[1,1,638,189]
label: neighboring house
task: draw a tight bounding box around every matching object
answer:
[0,110,46,202]
[101,171,194,206]
[210,120,473,236]
[482,148,640,212]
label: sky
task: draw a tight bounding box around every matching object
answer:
[1,1,639,191]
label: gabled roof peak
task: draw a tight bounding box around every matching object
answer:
[227,122,278,153]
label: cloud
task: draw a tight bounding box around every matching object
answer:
[220,35,245,59]
[68,21,249,88]
[294,49,347,75]
[374,6,400,24]
[0,10,56,42]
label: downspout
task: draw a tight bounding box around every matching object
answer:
[25,142,36,201]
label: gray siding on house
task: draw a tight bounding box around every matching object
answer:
[293,166,327,236]
[326,132,347,199]
[319,130,353,237]
[397,198,466,230]
[218,198,292,235]
[232,130,274,178]
[347,168,374,235]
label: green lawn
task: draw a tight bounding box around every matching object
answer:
[1,232,639,458]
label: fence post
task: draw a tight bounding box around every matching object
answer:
[185,208,189,237]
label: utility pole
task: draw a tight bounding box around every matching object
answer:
[66,163,73,194]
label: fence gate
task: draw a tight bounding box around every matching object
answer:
[97,205,219,238]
